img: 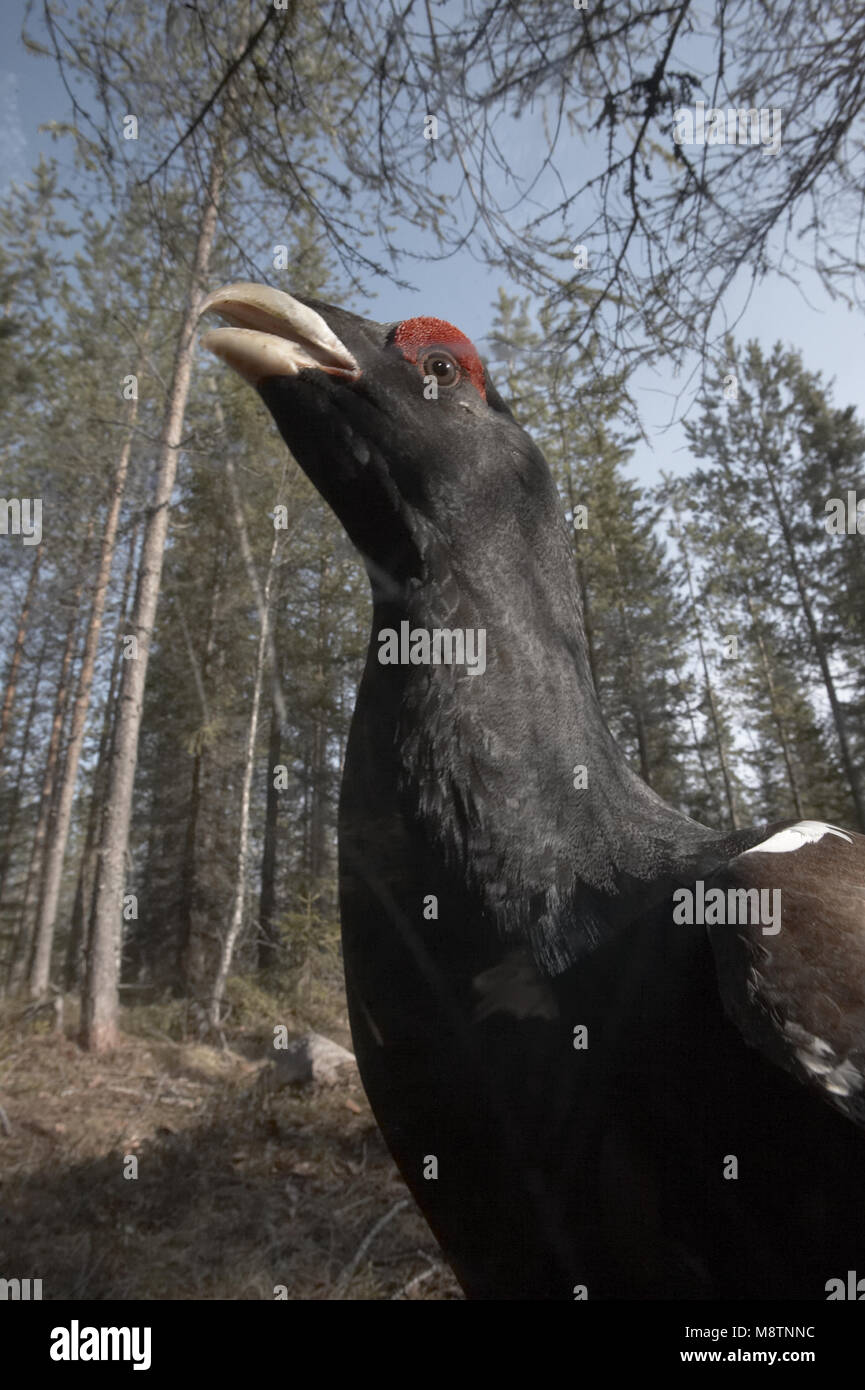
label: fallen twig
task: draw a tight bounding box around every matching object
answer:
[329,1199,409,1299]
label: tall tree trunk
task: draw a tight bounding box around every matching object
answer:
[676,524,739,830]
[300,740,311,881]
[824,454,865,655]
[668,655,719,807]
[0,638,47,989]
[29,395,138,996]
[608,538,651,785]
[64,521,141,991]
[0,542,43,771]
[563,468,599,690]
[81,148,225,1052]
[6,542,92,994]
[746,596,805,819]
[177,552,224,992]
[709,452,818,824]
[258,678,282,972]
[761,448,865,829]
[308,705,327,879]
[209,500,279,1030]
[309,553,330,880]
[0,636,47,898]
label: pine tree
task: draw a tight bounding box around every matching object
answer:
[681,339,865,828]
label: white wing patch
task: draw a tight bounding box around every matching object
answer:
[783,1023,863,1098]
[742,820,853,855]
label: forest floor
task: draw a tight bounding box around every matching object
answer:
[0,978,461,1301]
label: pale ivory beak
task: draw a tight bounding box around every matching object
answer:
[199,282,360,385]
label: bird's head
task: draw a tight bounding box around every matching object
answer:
[199,283,711,963]
[199,283,562,600]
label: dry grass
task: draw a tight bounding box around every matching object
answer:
[0,984,461,1301]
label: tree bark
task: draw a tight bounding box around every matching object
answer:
[177,551,224,993]
[309,554,330,880]
[563,468,599,690]
[81,148,225,1052]
[0,637,47,987]
[0,542,43,771]
[676,523,739,830]
[209,501,279,1030]
[669,655,719,808]
[29,392,138,995]
[608,537,651,785]
[258,678,282,972]
[746,596,805,819]
[64,520,141,991]
[6,541,92,994]
[760,448,865,829]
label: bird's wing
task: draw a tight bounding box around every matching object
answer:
[706,820,865,1124]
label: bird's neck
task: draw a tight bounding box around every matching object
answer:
[357,524,716,972]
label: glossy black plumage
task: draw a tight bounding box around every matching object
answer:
[202,286,865,1299]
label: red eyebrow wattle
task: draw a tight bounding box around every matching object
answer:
[392,316,486,400]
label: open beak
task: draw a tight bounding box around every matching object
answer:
[199,281,360,385]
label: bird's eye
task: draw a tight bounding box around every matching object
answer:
[421,349,460,387]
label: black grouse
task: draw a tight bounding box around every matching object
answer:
[200,282,865,1301]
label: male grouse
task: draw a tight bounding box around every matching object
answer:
[200,282,865,1300]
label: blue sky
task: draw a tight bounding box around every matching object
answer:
[3,1,862,490]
